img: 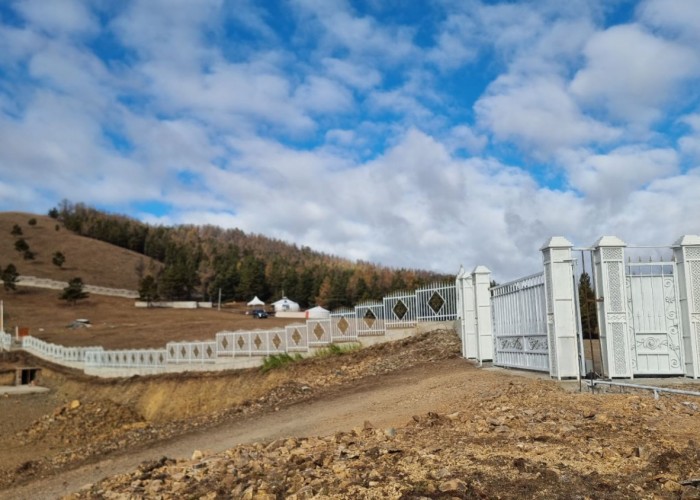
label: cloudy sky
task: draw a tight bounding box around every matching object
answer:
[1,0,699,280]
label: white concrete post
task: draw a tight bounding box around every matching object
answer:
[456,266,478,359]
[673,235,700,379]
[592,236,632,378]
[541,237,579,379]
[472,266,493,362]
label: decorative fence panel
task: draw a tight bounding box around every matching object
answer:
[233,332,253,357]
[85,349,167,368]
[383,291,418,328]
[249,331,270,356]
[355,301,385,336]
[330,308,358,342]
[491,272,549,372]
[215,331,236,357]
[62,346,104,363]
[166,341,217,363]
[416,283,458,322]
[267,329,287,354]
[306,318,332,346]
[285,324,309,352]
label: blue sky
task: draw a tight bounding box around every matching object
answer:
[1,0,700,280]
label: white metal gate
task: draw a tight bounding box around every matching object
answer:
[626,262,684,375]
[491,272,550,372]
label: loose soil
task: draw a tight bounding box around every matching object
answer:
[1,330,699,499]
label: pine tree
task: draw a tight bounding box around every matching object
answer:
[60,277,89,305]
[138,275,159,305]
[1,264,19,291]
[579,272,598,339]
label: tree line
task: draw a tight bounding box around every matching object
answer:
[52,201,453,308]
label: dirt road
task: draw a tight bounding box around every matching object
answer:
[4,358,498,499]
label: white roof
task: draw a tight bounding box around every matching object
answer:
[305,305,330,318]
[246,296,265,306]
[272,296,299,306]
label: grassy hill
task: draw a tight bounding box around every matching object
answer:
[0,212,154,290]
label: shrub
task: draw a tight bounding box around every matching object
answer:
[28,218,37,226]
[52,251,65,268]
[314,343,361,358]
[10,224,22,236]
[261,353,303,372]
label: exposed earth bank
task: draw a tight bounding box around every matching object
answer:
[1,330,700,499]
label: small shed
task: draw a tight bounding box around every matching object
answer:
[305,305,330,319]
[273,296,300,313]
[246,296,265,307]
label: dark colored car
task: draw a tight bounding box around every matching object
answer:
[252,309,268,318]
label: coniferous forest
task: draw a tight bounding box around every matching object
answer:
[52,201,453,308]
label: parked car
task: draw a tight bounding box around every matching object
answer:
[251,309,268,318]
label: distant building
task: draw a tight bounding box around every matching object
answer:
[272,296,300,313]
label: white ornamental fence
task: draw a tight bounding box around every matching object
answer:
[21,336,103,363]
[11,280,457,376]
[85,349,167,369]
[491,273,549,372]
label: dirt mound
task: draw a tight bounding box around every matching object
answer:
[67,380,700,499]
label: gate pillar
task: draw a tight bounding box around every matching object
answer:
[673,235,700,379]
[472,266,493,362]
[541,237,579,379]
[593,236,632,378]
[456,266,477,359]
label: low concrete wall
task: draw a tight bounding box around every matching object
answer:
[134,301,213,309]
[358,321,456,347]
[17,276,138,298]
[275,312,306,319]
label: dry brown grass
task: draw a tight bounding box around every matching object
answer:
[1,287,299,349]
[0,211,155,290]
[0,212,301,350]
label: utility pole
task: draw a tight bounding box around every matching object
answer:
[0,300,3,334]
[218,288,222,311]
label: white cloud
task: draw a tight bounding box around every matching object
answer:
[638,0,700,43]
[570,24,700,125]
[322,58,382,90]
[446,125,487,154]
[293,76,354,114]
[3,0,700,283]
[476,74,620,155]
[560,146,679,201]
[290,0,417,63]
[15,0,98,37]
[679,114,700,159]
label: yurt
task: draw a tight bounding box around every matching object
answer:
[272,296,300,313]
[305,305,330,319]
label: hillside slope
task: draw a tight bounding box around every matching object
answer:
[0,212,154,290]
